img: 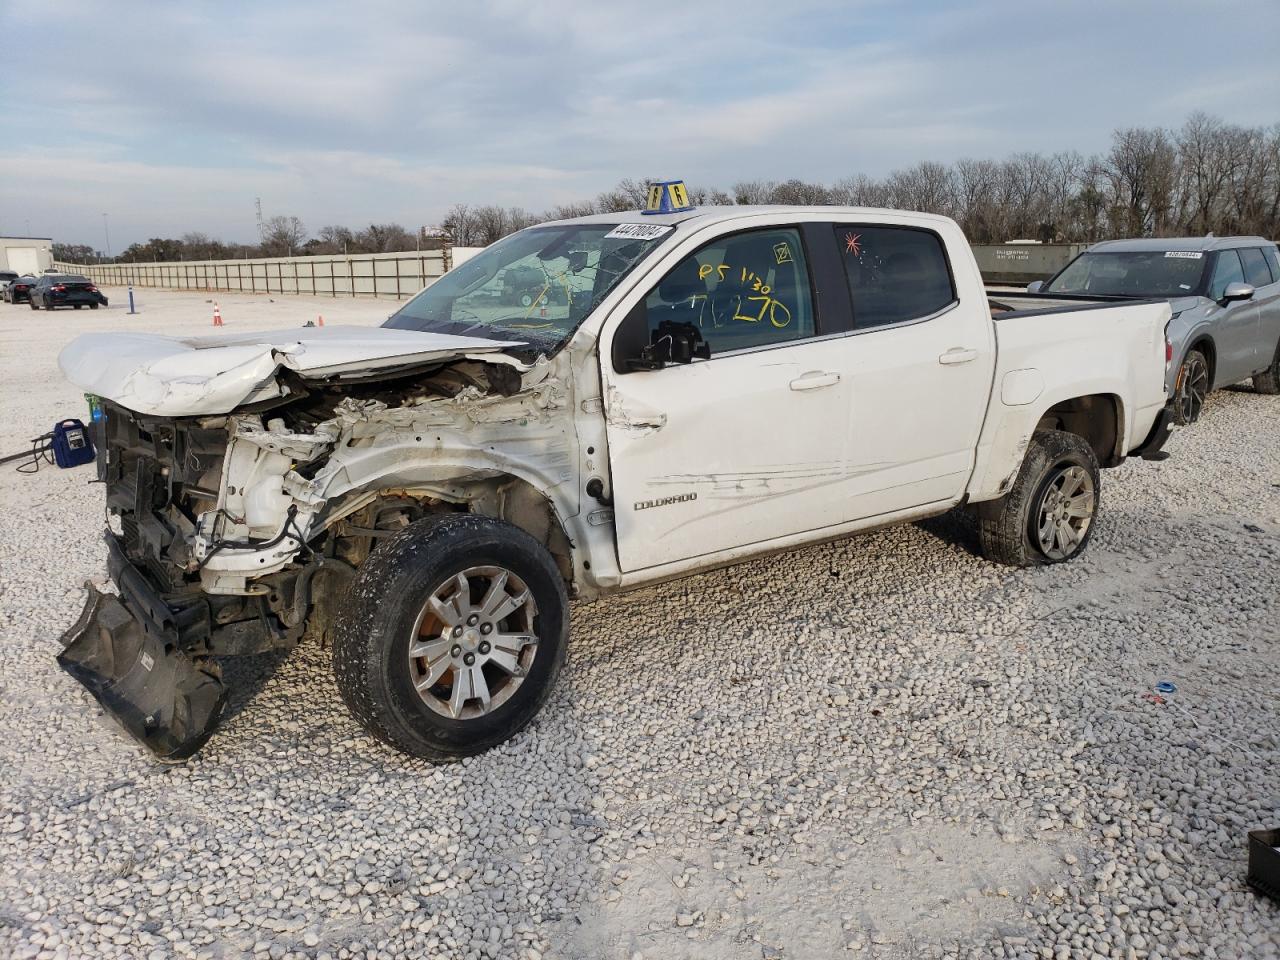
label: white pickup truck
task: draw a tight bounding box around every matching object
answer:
[57,194,1176,761]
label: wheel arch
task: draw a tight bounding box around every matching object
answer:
[1182,335,1217,389]
[462,475,575,589]
[330,475,576,592]
[1032,393,1124,468]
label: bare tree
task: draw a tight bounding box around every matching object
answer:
[441,205,479,246]
[730,180,776,204]
[1102,128,1178,237]
[354,223,417,253]
[259,215,307,256]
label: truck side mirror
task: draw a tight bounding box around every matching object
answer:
[649,320,711,367]
[611,301,652,374]
[610,302,713,373]
[1221,281,1255,304]
[1026,280,1044,294]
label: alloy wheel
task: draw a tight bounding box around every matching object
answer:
[1176,353,1209,424]
[408,566,539,720]
[1034,464,1095,561]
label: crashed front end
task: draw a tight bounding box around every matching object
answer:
[57,332,573,760]
[58,403,318,759]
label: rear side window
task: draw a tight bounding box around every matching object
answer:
[1208,250,1245,300]
[832,226,956,328]
[642,227,816,355]
[1239,247,1274,287]
[1265,246,1280,282]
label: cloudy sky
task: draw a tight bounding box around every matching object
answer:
[2,0,1277,250]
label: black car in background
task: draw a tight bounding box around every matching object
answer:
[29,274,108,310]
[3,275,37,304]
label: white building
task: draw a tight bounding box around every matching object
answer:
[0,236,54,275]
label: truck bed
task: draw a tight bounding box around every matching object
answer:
[966,295,1173,501]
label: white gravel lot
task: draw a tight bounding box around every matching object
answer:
[1,287,1277,960]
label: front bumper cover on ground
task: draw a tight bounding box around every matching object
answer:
[57,577,226,762]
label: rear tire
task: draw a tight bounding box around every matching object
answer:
[979,429,1101,568]
[331,513,569,761]
[1174,348,1210,424]
[1254,341,1280,395]
[74,304,82,310]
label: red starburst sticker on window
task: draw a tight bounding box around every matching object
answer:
[844,232,862,255]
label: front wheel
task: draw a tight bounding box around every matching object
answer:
[1254,340,1280,395]
[1174,348,1210,424]
[979,429,1101,567]
[90,302,99,310]
[332,514,569,760]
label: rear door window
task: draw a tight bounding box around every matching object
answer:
[831,225,956,328]
[1239,247,1274,287]
[642,227,817,355]
[1265,246,1280,282]
[1208,250,1245,300]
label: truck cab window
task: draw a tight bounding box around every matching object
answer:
[643,228,816,355]
[833,225,956,328]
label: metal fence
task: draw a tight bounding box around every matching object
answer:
[54,249,453,300]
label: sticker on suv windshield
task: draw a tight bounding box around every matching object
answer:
[605,223,673,242]
[1164,251,1203,259]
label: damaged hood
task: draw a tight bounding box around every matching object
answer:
[59,325,525,416]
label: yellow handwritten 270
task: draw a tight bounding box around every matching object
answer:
[733,295,792,328]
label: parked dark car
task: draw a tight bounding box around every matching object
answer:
[3,275,37,304]
[29,274,108,310]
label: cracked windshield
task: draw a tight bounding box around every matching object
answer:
[384,223,670,357]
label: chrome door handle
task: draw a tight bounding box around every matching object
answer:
[789,371,841,391]
[938,347,978,365]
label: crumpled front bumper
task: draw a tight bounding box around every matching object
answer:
[57,546,227,761]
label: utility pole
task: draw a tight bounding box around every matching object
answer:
[102,213,112,259]
[255,197,263,236]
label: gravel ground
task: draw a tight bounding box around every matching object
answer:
[1,288,1277,960]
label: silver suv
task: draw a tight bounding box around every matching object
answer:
[1035,237,1280,423]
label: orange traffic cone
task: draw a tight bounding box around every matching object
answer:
[317,314,324,327]
[212,303,223,326]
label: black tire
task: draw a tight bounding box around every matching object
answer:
[1255,340,1280,395]
[74,304,82,310]
[331,513,569,761]
[979,429,1101,568]
[1174,348,1210,425]
[90,302,99,310]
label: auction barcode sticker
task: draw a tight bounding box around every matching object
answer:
[1164,251,1203,259]
[605,223,674,241]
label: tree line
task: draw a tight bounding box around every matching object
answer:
[53,112,1278,265]
[445,113,1278,245]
